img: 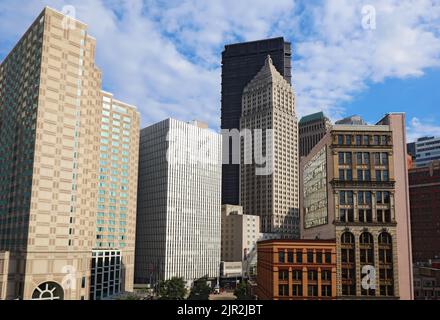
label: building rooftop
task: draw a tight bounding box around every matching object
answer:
[299,112,326,124]
[335,115,367,125]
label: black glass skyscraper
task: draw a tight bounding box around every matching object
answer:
[221,37,292,205]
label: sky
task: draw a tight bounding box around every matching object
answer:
[1,0,440,142]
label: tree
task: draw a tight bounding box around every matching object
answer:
[234,281,252,300]
[188,278,211,300]
[159,277,187,300]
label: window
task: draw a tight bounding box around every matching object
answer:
[373,135,380,145]
[340,209,354,223]
[322,285,332,297]
[287,251,294,263]
[279,270,289,281]
[292,284,302,297]
[292,270,302,281]
[279,251,285,263]
[322,270,332,281]
[355,135,362,145]
[363,135,370,145]
[345,135,352,145]
[308,285,318,297]
[378,233,394,297]
[338,135,344,145]
[296,251,303,263]
[308,270,318,281]
[341,232,356,296]
[339,152,352,165]
[359,209,372,223]
[316,251,323,264]
[278,284,289,297]
[325,252,332,264]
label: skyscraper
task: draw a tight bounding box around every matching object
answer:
[93,91,140,299]
[409,160,440,262]
[240,56,299,238]
[413,136,440,167]
[299,112,332,158]
[300,113,414,299]
[0,7,139,300]
[221,37,292,205]
[135,119,222,286]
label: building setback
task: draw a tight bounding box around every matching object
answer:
[0,7,139,300]
[135,119,222,286]
[221,37,292,206]
[409,161,440,263]
[299,112,332,158]
[300,113,413,299]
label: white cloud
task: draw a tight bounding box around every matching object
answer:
[1,0,440,131]
[407,117,440,142]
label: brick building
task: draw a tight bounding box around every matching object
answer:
[409,161,440,263]
[256,239,336,300]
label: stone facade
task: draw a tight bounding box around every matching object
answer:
[240,55,299,238]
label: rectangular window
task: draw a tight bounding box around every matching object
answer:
[279,251,285,263]
[279,270,289,281]
[296,251,303,263]
[278,284,289,297]
[287,251,294,263]
[325,252,332,264]
[308,285,318,297]
[363,135,370,145]
[338,135,344,145]
[307,251,314,263]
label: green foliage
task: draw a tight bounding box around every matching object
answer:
[159,277,188,300]
[188,279,211,300]
[234,281,252,300]
[117,294,141,300]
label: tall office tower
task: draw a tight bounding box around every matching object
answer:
[135,119,222,286]
[92,91,140,299]
[0,7,139,300]
[409,161,440,263]
[413,136,440,167]
[221,37,292,205]
[300,113,414,300]
[240,56,299,238]
[299,112,332,158]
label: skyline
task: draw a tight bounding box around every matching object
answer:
[0,4,438,303]
[1,0,440,142]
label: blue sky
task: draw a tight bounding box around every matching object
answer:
[1,0,440,142]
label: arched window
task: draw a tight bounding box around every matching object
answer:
[359,232,375,296]
[378,232,394,297]
[32,282,64,300]
[341,232,356,296]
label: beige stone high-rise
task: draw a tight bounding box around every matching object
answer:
[240,55,299,238]
[0,7,139,300]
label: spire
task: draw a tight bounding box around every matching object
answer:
[243,54,285,91]
[265,55,273,66]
